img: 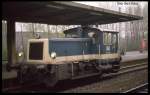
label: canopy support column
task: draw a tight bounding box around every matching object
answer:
[6,19,16,71]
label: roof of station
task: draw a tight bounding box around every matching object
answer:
[2,1,143,25]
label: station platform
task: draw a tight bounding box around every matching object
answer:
[2,51,148,80]
[121,51,148,62]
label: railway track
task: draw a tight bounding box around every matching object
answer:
[102,62,147,78]
[123,83,148,93]
[2,62,147,93]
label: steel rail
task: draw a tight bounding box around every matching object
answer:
[120,63,147,70]
[103,62,147,77]
[123,83,148,93]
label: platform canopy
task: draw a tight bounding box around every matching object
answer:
[2,1,143,25]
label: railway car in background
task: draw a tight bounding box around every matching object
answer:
[18,26,122,86]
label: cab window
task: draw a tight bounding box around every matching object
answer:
[103,32,112,45]
[112,34,117,44]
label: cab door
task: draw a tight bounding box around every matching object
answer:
[103,32,111,54]
[112,33,117,53]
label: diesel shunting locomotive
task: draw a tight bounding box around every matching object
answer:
[18,26,121,86]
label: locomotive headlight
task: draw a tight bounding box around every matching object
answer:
[18,51,24,57]
[51,52,56,59]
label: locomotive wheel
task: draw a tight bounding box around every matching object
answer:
[17,65,28,84]
[43,72,58,87]
[95,66,103,76]
[17,65,38,84]
[112,65,120,73]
